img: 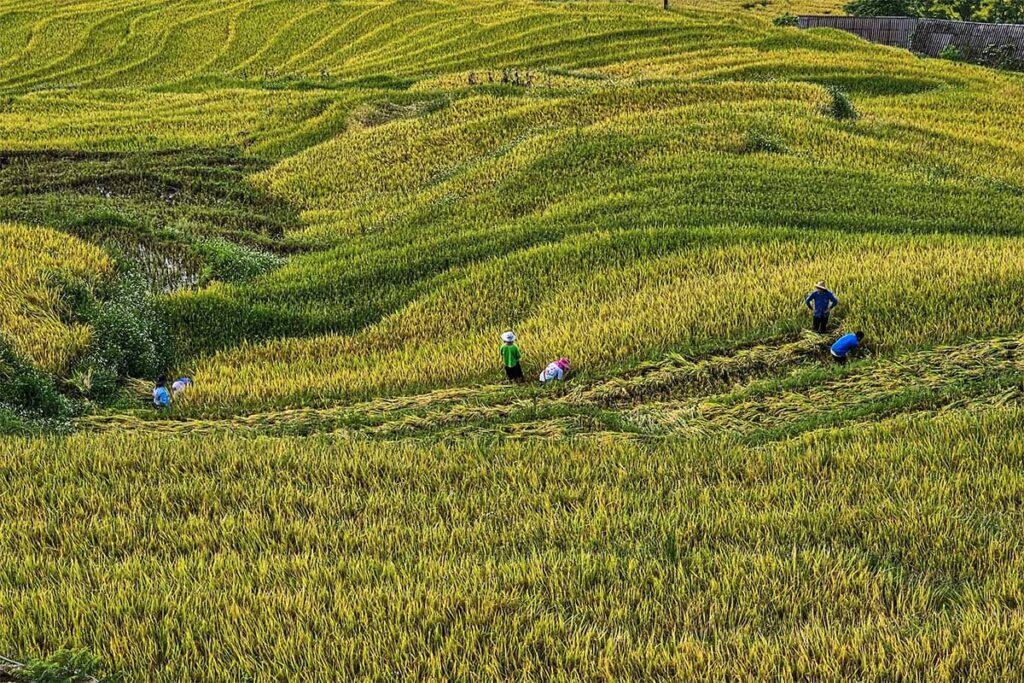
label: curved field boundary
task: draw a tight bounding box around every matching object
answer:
[78,334,1024,442]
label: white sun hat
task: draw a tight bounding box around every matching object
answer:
[501,331,517,343]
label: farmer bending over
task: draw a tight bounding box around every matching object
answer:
[830,331,864,365]
[805,281,838,334]
[501,331,525,383]
[172,376,193,396]
[540,357,570,384]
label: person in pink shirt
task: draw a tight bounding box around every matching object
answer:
[540,357,571,383]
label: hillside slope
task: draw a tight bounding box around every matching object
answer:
[2,0,1024,680]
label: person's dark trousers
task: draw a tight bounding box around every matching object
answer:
[832,353,847,366]
[812,315,829,333]
[505,363,525,383]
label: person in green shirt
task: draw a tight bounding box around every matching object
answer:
[501,331,525,383]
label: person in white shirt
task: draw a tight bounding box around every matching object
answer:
[171,377,193,395]
[540,357,570,383]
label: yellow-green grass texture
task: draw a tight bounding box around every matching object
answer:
[169,42,1024,410]
[3,409,1024,680]
[2,0,1024,678]
[0,88,382,157]
[0,0,844,91]
[185,231,1024,411]
[79,333,1024,442]
[0,223,111,373]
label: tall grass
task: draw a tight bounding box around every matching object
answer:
[0,223,111,374]
[184,230,1024,411]
[2,409,1023,680]
[2,0,1024,679]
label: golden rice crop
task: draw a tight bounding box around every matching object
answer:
[4,1,1024,679]
[185,230,1024,412]
[78,332,1024,444]
[0,0,832,91]
[161,40,1024,407]
[3,408,1024,680]
[569,333,826,406]
[0,223,112,374]
[0,88,377,157]
[632,334,1024,438]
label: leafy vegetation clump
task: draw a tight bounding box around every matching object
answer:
[845,0,1018,21]
[939,44,967,61]
[823,85,859,120]
[73,272,173,401]
[0,339,72,433]
[4,649,121,683]
[740,129,788,153]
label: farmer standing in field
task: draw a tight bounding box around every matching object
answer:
[830,331,864,365]
[501,331,525,383]
[804,281,838,334]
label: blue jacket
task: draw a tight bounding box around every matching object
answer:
[805,289,838,317]
[831,333,860,358]
[153,386,171,408]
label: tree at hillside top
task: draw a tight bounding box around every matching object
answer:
[950,0,984,19]
[843,0,987,19]
[989,0,1024,22]
[843,0,920,17]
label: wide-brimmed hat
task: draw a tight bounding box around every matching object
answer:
[814,281,827,290]
[556,357,570,370]
[501,331,517,343]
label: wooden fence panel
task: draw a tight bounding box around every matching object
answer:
[798,16,1024,59]
[798,16,919,48]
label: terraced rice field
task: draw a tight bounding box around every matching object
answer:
[0,223,111,373]
[2,0,1024,680]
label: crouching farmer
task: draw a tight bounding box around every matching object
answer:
[830,331,864,365]
[172,376,193,396]
[153,375,172,409]
[540,357,571,384]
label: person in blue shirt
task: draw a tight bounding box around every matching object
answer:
[804,281,839,333]
[153,375,172,410]
[830,331,864,365]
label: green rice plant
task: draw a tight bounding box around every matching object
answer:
[0,223,111,374]
[823,85,858,120]
[182,230,1024,413]
[4,408,1024,679]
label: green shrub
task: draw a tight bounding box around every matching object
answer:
[978,42,1020,70]
[990,0,1024,23]
[74,272,173,399]
[67,357,120,401]
[740,129,786,154]
[0,338,70,420]
[823,86,859,120]
[844,0,918,16]
[939,44,966,61]
[10,649,122,683]
[773,14,799,27]
[195,237,282,284]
